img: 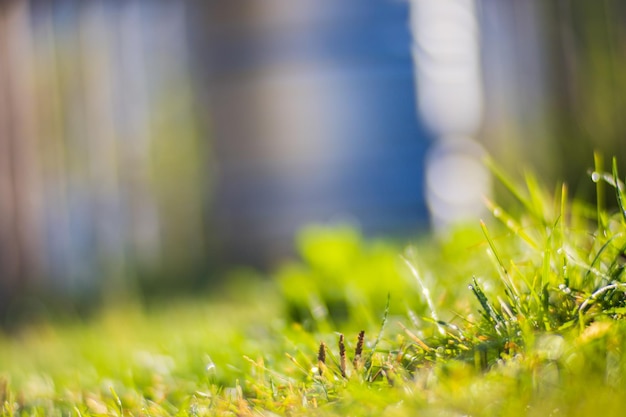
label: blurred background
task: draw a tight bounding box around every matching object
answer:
[0,0,625,317]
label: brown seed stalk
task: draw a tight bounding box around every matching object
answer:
[317,342,326,376]
[339,334,347,378]
[353,330,365,368]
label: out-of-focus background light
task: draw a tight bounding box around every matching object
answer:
[411,0,484,135]
[0,0,625,317]
[410,0,489,231]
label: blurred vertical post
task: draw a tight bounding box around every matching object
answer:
[0,0,209,316]
[410,0,491,231]
[79,1,128,297]
[0,0,43,313]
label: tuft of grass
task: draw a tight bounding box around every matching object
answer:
[6,156,626,415]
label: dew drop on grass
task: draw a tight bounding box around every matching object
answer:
[591,171,601,182]
[204,355,216,374]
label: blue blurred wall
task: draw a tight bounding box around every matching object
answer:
[196,1,432,266]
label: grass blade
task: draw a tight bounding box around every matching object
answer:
[480,220,521,303]
[594,152,606,231]
[485,156,534,214]
[401,255,444,335]
[469,277,505,333]
[484,198,539,250]
[612,157,626,224]
[369,293,390,359]
[583,234,620,286]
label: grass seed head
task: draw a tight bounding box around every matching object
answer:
[339,334,347,378]
[318,342,326,376]
[354,330,365,368]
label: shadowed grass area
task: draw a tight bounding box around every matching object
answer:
[4,156,626,415]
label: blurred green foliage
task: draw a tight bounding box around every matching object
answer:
[277,225,419,330]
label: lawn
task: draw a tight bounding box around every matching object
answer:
[4,156,626,416]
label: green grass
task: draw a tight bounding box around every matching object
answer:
[5,156,626,415]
